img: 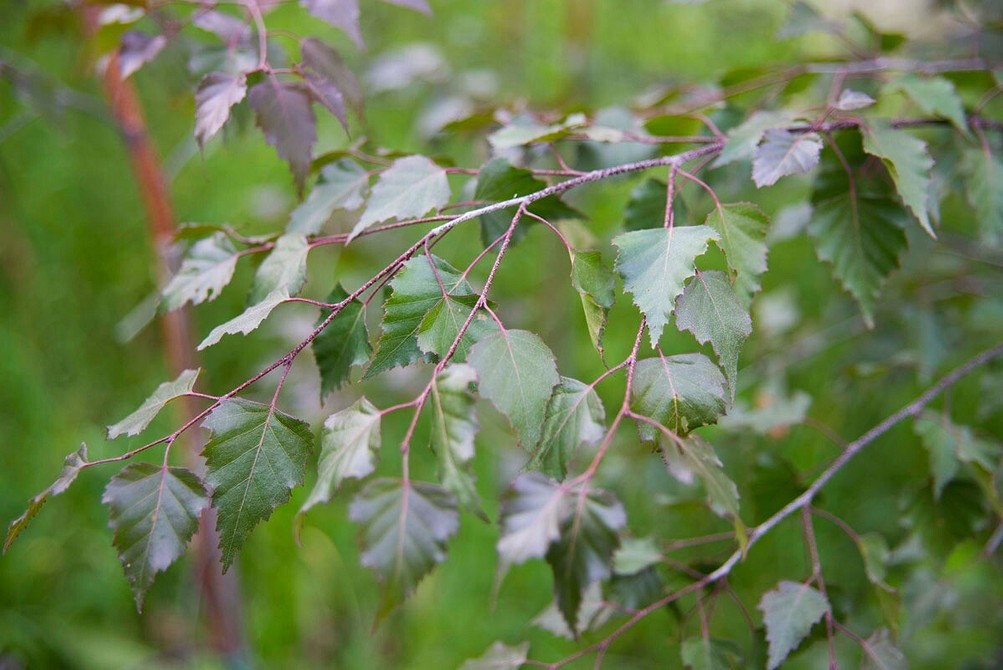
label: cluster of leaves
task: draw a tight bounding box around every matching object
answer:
[3,0,1003,668]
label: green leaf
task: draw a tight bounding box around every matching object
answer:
[613,536,663,575]
[675,271,751,397]
[533,582,612,639]
[758,580,830,670]
[807,133,909,327]
[862,122,935,237]
[681,637,743,670]
[428,364,486,519]
[162,233,239,311]
[350,155,450,240]
[298,397,381,522]
[487,112,586,149]
[713,111,797,167]
[545,484,625,635]
[468,329,560,449]
[624,177,680,231]
[914,410,1001,499]
[102,463,209,610]
[366,254,474,378]
[4,444,88,554]
[705,203,770,303]
[960,148,1003,246]
[349,478,459,618]
[107,369,200,439]
[249,233,309,304]
[570,250,616,359]
[497,473,567,567]
[288,158,368,235]
[529,377,606,480]
[719,390,811,434]
[459,641,530,670]
[861,628,907,670]
[474,158,579,246]
[613,225,719,346]
[248,79,317,194]
[312,286,372,396]
[777,1,841,38]
[630,354,728,438]
[752,129,822,188]
[202,399,314,570]
[856,533,892,589]
[660,435,740,518]
[888,75,969,135]
[197,288,288,350]
[416,293,497,363]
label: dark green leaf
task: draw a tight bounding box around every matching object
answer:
[202,399,314,570]
[630,354,728,438]
[758,580,830,670]
[162,233,239,311]
[705,203,770,303]
[914,411,1001,499]
[681,637,744,670]
[571,250,616,358]
[102,463,209,610]
[624,177,684,231]
[428,364,485,519]
[862,122,935,237]
[248,79,317,194]
[530,377,606,480]
[350,155,450,240]
[107,369,200,439]
[4,444,88,554]
[474,158,579,246]
[313,286,371,396]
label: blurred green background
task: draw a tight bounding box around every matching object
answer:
[2,0,1001,668]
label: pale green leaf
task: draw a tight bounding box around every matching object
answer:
[162,233,239,311]
[487,112,586,149]
[681,637,743,670]
[103,463,209,610]
[533,582,612,640]
[758,580,830,670]
[835,89,875,111]
[914,410,1002,499]
[630,354,728,438]
[298,397,381,521]
[349,478,459,618]
[752,129,822,188]
[198,289,289,350]
[857,533,891,589]
[960,148,1003,246]
[428,364,486,519]
[107,369,200,439]
[713,111,796,167]
[497,473,567,567]
[863,122,935,237]
[4,444,88,554]
[529,377,606,480]
[612,536,662,575]
[468,329,560,449]
[888,75,969,135]
[350,155,450,240]
[202,399,314,570]
[312,286,372,396]
[861,628,907,670]
[613,225,719,346]
[459,642,530,670]
[675,270,752,397]
[705,203,770,302]
[659,435,740,518]
[571,250,616,359]
[249,233,309,304]
[719,390,811,434]
[288,159,368,235]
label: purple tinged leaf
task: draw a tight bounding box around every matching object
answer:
[301,0,363,48]
[118,31,167,80]
[195,72,248,148]
[4,444,88,554]
[192,10,251,45]
[248,79,317,194]
[381,0,432,13]
[835,89,875,111]
[752,129,823,188]
[301,38,362,114]
[103,464,209,610]
[304,72,347,131]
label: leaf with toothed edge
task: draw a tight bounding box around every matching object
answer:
[862,122,936,238]
[312,286,372,397]
[630,354,728,439]
[198,289,289,350]
[248,79,317,194]
[752,128,822,188]
[248,233,309,304]
[288,158,369,235]
[4,444,88,554]
[194,72,247,148]
[107,369,200,439]
[428,364,486,520]
[530,377,606,480]
[570,250,616,360]
[759,580,830,670]
[497,473,567,568]
[350,156,451,241]
[162,233,239,311]
[704,203,770,304]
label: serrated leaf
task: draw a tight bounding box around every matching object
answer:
[468,329,560,449]
[301,0,363,48]
[807,133,909,326]
[914,411,1001,499]
[107,369,200,439]
[675,270,751,397]
[248,79,317,194]
[960,148,1003,246]
[349,478,459,618]
[533,582,612,639]
[428,364,485,519]
[681,637,743,670]
[301,37,362,131]
[861,628,907,670]
[529,377,606,480]
[459,641,530,670]
[613,225,718,346]
[198,288,288,350]
[102,463,209,610]
[4,444,88,554]
[366,255,473,378]
[497,473,567,567]
[752,129,822,188]
[571,250,616,359]
[416,293,497,363]
[888,75,969,135]
[659,435,740,518]
[613,536,663,575]
[630,353,727,438]
[298,398,381,523]
[162,233,239,311]
[713,111,796,167]
[350,155,450,240]
[312,286,371,396]
[202,399,314,570]
[719,390,811,434]
[704,203,770,303]
[546,485,625,635]
[835,89,875,111]
[117,31,166,79]
[249,233,309,304]
[194,72,247,148]
[288,159,368,235]
[862,122,935,237]
[758,580,830,670]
